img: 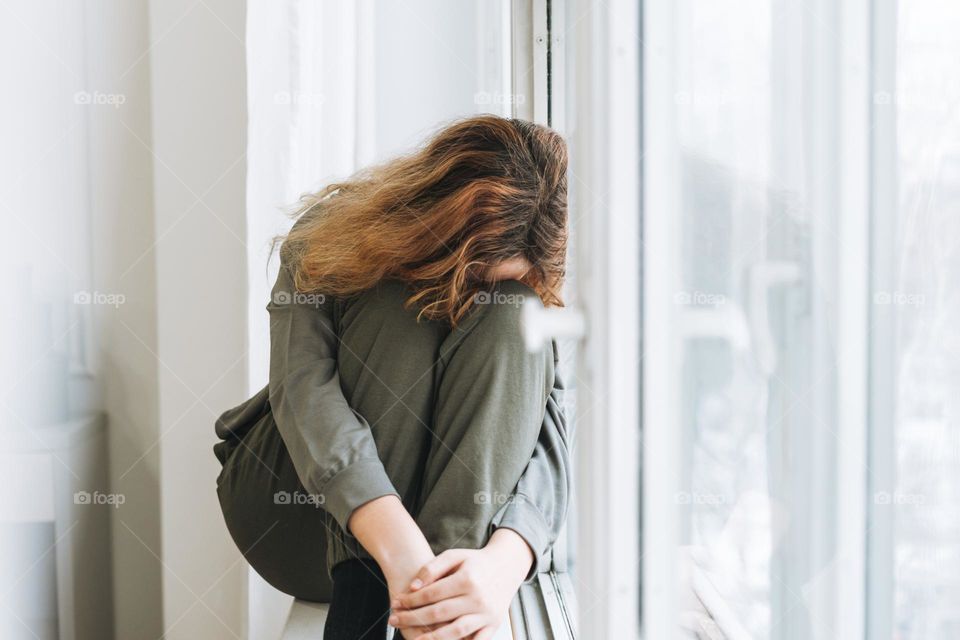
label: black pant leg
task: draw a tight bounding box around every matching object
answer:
[324,559,391,640]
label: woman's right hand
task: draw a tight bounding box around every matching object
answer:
[389,528,533,639]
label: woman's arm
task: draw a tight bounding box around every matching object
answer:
[268,252,435,597]
[348,496,435,597]
[268,254,395,526]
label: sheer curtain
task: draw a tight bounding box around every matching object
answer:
[245,0,374,395]
[244,1,511,635]
[245,1,374,636]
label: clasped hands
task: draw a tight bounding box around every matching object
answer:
[385,529,532,640]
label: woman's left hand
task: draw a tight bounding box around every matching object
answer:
[388,529,533,639]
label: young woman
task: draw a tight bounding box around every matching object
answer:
[214,115,572,640]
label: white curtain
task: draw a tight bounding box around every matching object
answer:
[244,2,510,634]
[244,1,374,637]
[245,0,375,394]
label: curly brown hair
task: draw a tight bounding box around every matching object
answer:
[277,114,568,325]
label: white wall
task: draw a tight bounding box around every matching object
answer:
[1,0,165,638]
[6,0,252,637]
[79,0,251,636]
[146,0,249,637]
[84,1,165,638]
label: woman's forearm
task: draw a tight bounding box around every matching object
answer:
[350,496,533,594]
[348,495,435,593]
[485,527,534,576]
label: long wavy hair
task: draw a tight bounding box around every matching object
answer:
[277,114,568,325]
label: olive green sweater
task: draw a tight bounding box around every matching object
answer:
[217,254,572,580]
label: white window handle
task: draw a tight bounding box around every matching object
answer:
[678,304,752,352]
[522,297,586,352]
[747,261,803,375]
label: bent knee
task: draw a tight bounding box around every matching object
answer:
[446,280,554,391]
[461,279,536,346]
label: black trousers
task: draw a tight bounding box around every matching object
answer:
[325,558,400,640]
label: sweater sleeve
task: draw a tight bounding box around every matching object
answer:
[267,254,398,532]
[489,341,573,581]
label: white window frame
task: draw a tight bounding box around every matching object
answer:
[519,0,643,638]
[834,1,872,638]
[641,1,682,635]
[565,0,642,638]
[865,0,898,636]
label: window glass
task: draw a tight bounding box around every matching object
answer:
[891,2,960,637]
[673,2,839,637]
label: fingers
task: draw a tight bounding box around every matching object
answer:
[390,596,471,628]
[412,614,485,640]
[393,573,468,610]
[410,549,472,591]
[471,627,497,640]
